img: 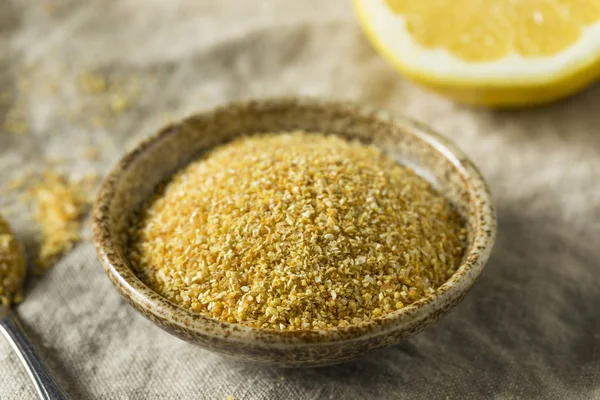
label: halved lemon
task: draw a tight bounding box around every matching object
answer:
[353,0,600,107]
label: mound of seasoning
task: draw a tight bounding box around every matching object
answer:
[0,216,26,305]
[128,132,466,331]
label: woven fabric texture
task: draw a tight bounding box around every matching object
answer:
[1,1,599,399]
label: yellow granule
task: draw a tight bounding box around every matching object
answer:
[2,102,28,135]
[27,172,89,269]
[82,146,101,161]
[0,216,26,305]
[79,72,108,94]
[76,71,141,128]
[129,132,466,331]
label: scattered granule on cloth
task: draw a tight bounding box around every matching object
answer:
[24,171,92,270]
[0,215,26,305]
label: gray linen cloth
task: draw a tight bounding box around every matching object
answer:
[1,0,599,398]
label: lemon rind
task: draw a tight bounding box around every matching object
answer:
[354,0,600,87]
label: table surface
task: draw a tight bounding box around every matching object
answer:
[1,0,599,399]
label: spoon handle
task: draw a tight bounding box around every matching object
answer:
[0,308,69,400]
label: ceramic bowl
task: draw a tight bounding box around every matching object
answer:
[92,98,496,367]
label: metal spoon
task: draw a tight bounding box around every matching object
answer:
[0,218,69,400]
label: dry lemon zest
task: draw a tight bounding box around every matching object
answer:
[129,132,466,331]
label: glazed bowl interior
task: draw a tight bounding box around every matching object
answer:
[93,98,495,366]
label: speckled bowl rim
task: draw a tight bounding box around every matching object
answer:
[93,97,496,345]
